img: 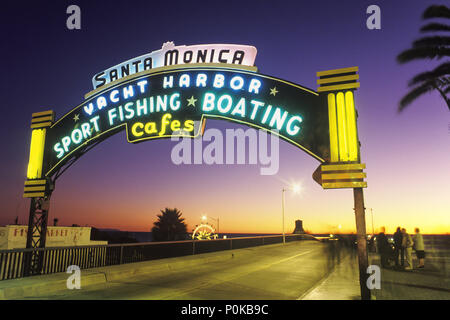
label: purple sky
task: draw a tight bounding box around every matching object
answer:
[1,0,449,234]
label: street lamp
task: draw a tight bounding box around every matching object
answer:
[281,183,301,244]
[202,215,220,236]
[369,208,374,236]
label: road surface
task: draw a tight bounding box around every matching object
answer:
[23,240,348,300]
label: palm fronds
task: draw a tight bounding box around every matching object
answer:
[420,23,450,32]
[397,5,450,111]
[423,5,450,19]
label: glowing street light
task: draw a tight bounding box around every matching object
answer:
[281,182,301,244]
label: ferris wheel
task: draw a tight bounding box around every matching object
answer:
[191,223,218,240]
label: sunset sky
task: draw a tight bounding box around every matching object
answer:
[2,0,449,235]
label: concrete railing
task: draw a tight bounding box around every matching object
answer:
[0,234,313,281]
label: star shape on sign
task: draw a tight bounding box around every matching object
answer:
[73,114,80,122]
[270,87,279,96]
[187,96,197,107]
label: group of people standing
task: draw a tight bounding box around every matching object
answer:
[376,226,425,270]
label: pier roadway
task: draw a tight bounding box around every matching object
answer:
[6,240,349,300]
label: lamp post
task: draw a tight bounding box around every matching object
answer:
[370,208,374,236]
[202,215,220,237]
[281,183,301,244]
[282,188,286,244]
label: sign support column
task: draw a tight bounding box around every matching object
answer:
[353,187,370,300]
[23,110,54,275]
[316,66,370,300]
[24,196,51,275]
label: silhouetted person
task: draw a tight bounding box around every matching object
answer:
[327,238,337,270]
[402,228,413,270]
[368,235,376,253]
[350,234,357,258]
[377,226,390,268]
[393,227,403,268]
[414,227,425,268]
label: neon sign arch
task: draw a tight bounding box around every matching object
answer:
[24,44,367,209]
[40,64,330,179]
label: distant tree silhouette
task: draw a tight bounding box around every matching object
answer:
[397,5,450,111]
[151,208,188,241]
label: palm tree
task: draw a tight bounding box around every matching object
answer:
[151,208,188,241]
[397,5,450,111]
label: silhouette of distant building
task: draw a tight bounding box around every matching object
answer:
[293,220,305,234]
